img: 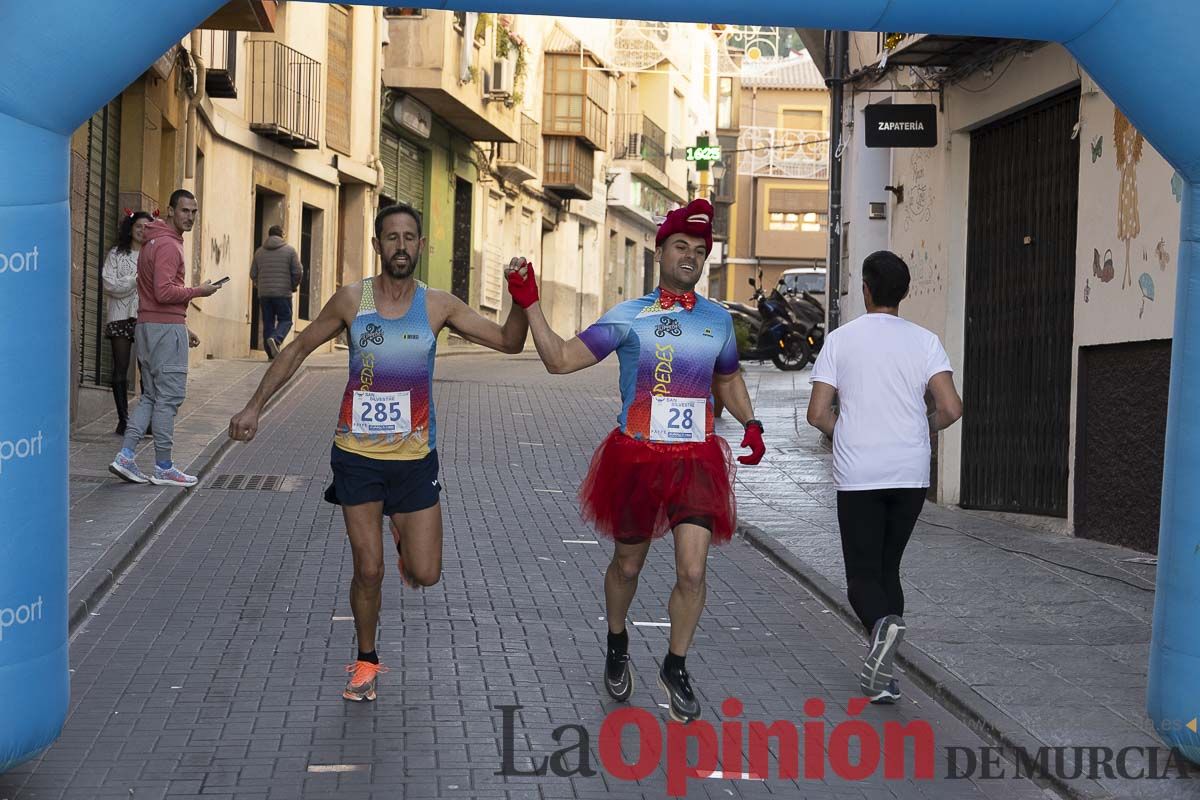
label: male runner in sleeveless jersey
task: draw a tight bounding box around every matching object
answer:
[504,199,766,723]
[228,203,528,701]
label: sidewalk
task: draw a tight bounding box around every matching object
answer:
[65,339,490,633]
[723,364,1176,800]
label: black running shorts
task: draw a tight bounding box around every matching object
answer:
[324,444,442,515]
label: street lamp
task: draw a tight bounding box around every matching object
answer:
[710,161,727,200]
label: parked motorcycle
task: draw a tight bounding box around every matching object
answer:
[718,277,811,371]
[780,282,826,357]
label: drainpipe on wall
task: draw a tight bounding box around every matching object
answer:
[825,30,848,331]
[185,30,206,180]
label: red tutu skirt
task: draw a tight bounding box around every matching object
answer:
[578,429,737,544]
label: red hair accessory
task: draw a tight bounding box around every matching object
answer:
[123,207,134,218]
[655,198,713,254]
[152,209,161,218]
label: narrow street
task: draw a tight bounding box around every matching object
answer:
[1,356,1046,800]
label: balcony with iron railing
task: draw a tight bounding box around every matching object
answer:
[738,127,828,180]
[497,113,540,184]
[197,29,238,98]
[247,40,321,149]
[614,113,667,173]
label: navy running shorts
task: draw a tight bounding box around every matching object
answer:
[324,444,442,515]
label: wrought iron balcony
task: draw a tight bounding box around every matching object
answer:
[197,30,238,98]
[247,40,321,149]
[614,113,667,174]
[738,126,828,180]
[497,113,540,184]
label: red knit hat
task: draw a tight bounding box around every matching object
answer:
[656,198,714,255]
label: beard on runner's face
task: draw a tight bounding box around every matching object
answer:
[382,241,420,278]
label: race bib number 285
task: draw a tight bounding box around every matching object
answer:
[353,390,412,435]
[650,396,705,443]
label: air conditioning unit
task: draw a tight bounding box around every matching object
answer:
[490,58,515,96]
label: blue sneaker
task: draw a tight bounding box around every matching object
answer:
[150,465,199,487]
[109,452,149,484]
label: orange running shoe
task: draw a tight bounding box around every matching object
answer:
[343,660,388,702]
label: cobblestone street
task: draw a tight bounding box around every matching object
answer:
[1,355,1054,799]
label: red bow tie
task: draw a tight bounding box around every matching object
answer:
[659,288,697,311]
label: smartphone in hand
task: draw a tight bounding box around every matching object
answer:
[212,276,230,287]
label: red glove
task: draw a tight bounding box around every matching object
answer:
[505,259,540,308]
[738,420,765,465]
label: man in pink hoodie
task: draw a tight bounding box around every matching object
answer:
[109,189,222,487]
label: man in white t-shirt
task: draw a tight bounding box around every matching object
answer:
[806,250,962,705]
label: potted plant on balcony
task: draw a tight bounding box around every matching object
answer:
[495,18,529,108]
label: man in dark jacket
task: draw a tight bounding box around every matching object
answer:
[251,224,303,359]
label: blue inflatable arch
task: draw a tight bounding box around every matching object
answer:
[2,0,1198,770]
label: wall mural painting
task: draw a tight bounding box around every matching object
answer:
[1093,247,1115,283]
[905,242,943,299]
[1084,277,1091,303]
[1139,272,1155,318]
[1090,135,1103,163]
[902,150,934,232]
[1115,108,1145,291]
[1157,238,1171,271]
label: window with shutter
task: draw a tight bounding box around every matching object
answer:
[326,5,352,154]
[379,132,426,215]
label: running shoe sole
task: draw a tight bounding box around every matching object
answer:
[604,658,634,702]
[657,675,701,724]
[343,685,377,702]
[149,475,198,487]
[108,461,149,484]
[861,615,905,695]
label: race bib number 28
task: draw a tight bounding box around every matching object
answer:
[353,390,412,435]
[650,396,705,443]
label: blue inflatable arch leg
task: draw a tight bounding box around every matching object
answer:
[1,0,1198,771]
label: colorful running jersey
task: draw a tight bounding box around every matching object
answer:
[578,290,739,442]
[334,278,437,460]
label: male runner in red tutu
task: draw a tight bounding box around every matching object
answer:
[504,199,765,723]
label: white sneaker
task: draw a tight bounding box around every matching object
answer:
[150,465,198,487]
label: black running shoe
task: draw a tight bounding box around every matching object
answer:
[658,661,701,723]
[869,678,901,705]
[604,648,634,701]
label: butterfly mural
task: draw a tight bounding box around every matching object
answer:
[1093,248,1115,283]
[1090,136,1103,163]
[1139,272,1155,318]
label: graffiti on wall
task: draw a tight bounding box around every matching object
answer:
[209,234,231,267]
